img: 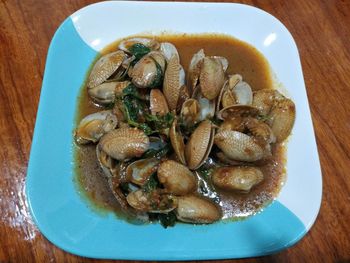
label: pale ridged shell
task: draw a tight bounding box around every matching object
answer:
[245,117,276,144]
[126,158,160,186]
[212,166,264,192]
[180,99,200,126]
[176,85,190,113]
[252,89,284,115]
[185,120,214,170]
[214,130,264,162]
[88,81,117,104]
[268,98,296,142]
[175,195,221,224]
[233,81,253,105]
[217,105,259,120]
[160,42,179,62]
[99,128,149,161]
[75,110,118,144]
[126,190,177,213]
[192,85,216,121]
[150,89,169,116]
[131,56,159,88]
[157,160,197,195]
[163,55,185,110]
[199,57,225,100]
[169,118,186,165]
[188,49,205,92]
[87,51,126,89]
[118,37,160,53]
[210,56,229,71]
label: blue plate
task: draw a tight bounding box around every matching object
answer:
[26,1,322,260]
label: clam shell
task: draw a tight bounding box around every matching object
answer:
[192,85,216,121]
[185,120,214,170]
[267,98,296,142]
[180,99,200,126]
[87,51,126,89]
[245,117,276,144]
[126,189,177,213]
[233,80,253,105]
[169,118,186,165]
[217,105,259,120]
[118,37,160,53]
[214,130,264,162]
[252,89,284,115]
[148,51,166,72]
[199,57,225,100]
[131,55,159,88]
[175,195,221,224]
[210,56,229,71]
[157,160,197,195]
[126,158,160,186]
[160,42,179,61]
[150,89,169,116]
[176,85,190,113]
[188,49,205,92]
[163,55,185,110]
[88,81,117,105]
[212,166,264,192]
[75,110,118,144]
[98,128,149,161]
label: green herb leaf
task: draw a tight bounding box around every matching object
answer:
[128,43,151,61]
[159,211,177,228]
[145,112,174,130]
[143,173,160,193]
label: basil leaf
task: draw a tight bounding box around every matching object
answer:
[159,211,177,228]
[128,43,151,61]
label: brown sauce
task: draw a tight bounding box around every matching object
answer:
[74,34,285,222]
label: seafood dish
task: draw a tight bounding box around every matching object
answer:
[74,35,295,227]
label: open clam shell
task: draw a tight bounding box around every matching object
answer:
[217,105,259,120]
[75,110,118,144]
[252,89,285,115]
[87,51,126,89]
[126,158,160,186]
[188,49,205,92]
[185,120,215,170]
[160,42,179,61]
[180,98,200,126]
[192,85,216,121]
[118,37,160,53]
[126,189,177,213]
[169,118,186,165]
[88,81,118,105]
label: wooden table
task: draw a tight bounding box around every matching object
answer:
[1,0,349,262]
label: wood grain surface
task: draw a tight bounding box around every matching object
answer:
[0,0,349,262]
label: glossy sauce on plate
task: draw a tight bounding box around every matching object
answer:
[74,34,286,221]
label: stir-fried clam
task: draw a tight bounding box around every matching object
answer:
[76,36,296,227]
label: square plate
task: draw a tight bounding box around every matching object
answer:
[26,1,322,260]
